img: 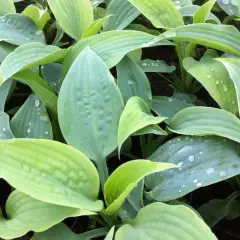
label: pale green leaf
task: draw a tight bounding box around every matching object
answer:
[216,58,240,117]
[47,0,93,40]
[22,5,50,30]
[183,50,238,115]
[0,43,67,82]
[10,94,53,139]
[118,96,167,153]
[0,79,14,111]
[103,160,176,215]
[169,106,240,143]
[160,23,240,57]
[0,111,14,139]
[127,180,144,211]
[0,138,103,211]
[63,30,173,75]
[115,202,217,240]
[0,42,15,62]
[116,56,152,105]
[128,0,184,28]
[0,0,16,16]
[145,136,240,201]
[103,0,140,30]
[0,191,94,239]
[217,0,240,16]
[172,0,192,7]
[193,0,216,23]
[105,227,115,240]
[0,14,45,45]
[59,47,124,163]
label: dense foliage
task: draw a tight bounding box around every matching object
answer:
[0,0,240,239]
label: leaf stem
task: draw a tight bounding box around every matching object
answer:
[97,159,109,190]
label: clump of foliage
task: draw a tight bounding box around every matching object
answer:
[0,0,240,239]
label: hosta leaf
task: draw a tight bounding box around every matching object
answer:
[217,0,240,16]
[0,191,94,240]
[103,160,176,215]
[103,0,140,30]
[0,43,67,82]
[138,59,176,73]
[63,30,172,75]
[0,79,14,111]
[0,42,15,62]
[47,0,93,40]
[0,14,45,45]
[193,0,216,23]
[169,106,240,143]
[198,192,240,227]
[0,0,16,16]
[152,96,193,124]
[172,0,192,7]
[22,5,50,30]
[216,58,240,116]
[118,97,166,153]
[128,0,184,28]
[183,50,238,115]
[0,112,14,139]
[127,180,144,211]
[145,136,240,201]
[105,227,115,240]
[160,23,240,58]
[59,47,124,164]
[116,56,152,105]
[0,138,103,211]
[10,94,53,139]
[115,202,217,240]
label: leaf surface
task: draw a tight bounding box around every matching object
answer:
[0,111,14,139]
[0,0,16,16]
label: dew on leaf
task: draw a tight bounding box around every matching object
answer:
[188,155,195,162]
[193,179,198,183]
[196,182,203,187]
[206,168,215,175]
[2,127,6,132]
[35,99,40,108]
[128,80,133,85]
[40,113,49,123]
[219,171,228,178]
[207,75,211,79]
[216,81,220,85]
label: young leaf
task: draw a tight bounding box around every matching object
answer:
[10,94,53,139]
[193,0,216,23]
[0,191,94,239]
[0,79,14,111]
[128,0,184,28]
[183,50,238,115]
[103,0,140,30]
[22,5,50,30]
[115,202,217,240]
[145,136,240,201]
[169,106,240,144]
[103,160,176,215]
[0,43,67,82]
[216,58,240,116]
[0,0,16,16]
[105,227,115,240]
[0,139,103,211]
[63,30,173,75]
[160,23,240,58]
[118,96,167,153]
[116,56,152,105]
[59,47,124,163]
[0,14,45,45]
[217,0,240,16]
[47,0,93,40]
[152,96,193,124]
[0,111,14,139]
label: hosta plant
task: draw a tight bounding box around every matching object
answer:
[0,0,240,239]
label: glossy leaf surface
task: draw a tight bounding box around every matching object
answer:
[0,111,14,139]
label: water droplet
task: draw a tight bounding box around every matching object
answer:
[199,151,203,155]
[36,30,43,36]
[128,80,133,85]
[188,155,195,162]
[35,99,40,108]
[27,128,31,133]
[223,85,228,92]
[207,75,211,79]
[210,68,214,71]
[219,171,227,178]
[196,182,203,187]
[206,168,215,175]
[141,43,149,48]
[191,170,194,174]
[40,113,49,123]
[45,131,48,135]
[181,184,186,188]
[29,122,32,126]
[193,179,198,183]
[178,189,182,193]
[178,161,183,167]
[168,98,173,102]
[216,80,220,85]
[142,62,147,66]
[2,127,6,132]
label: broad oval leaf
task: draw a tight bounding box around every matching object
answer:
[115,202,217,240]
[0,42,16,62]
[0,191,94,239]
[0,111,14,139]
[145,136,240,201]
[105,227,115,240]
[0,138,103,211]
[0,14,45,45]
[63,30,173,75]
[47,0,93,40]
[10,94,53,139]
[128,0,184,28]
[0,0,16,16]
[183,50,238,115]
[160,23,240,58]
[59,47,124,163]
[116,56,152,105]
[169,106,240,143]
[118,97,167,153]
[103,0,140,30]
[0,43,67,82]
[103,160,176,215]
[217,0,240,16]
